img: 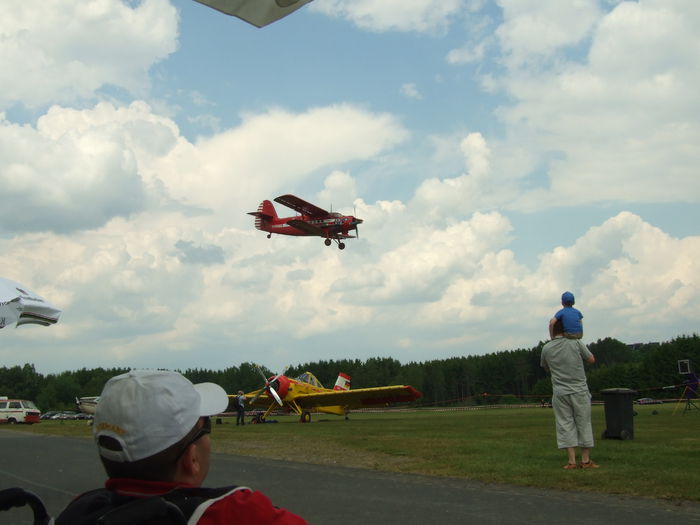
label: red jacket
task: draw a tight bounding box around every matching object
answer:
[56,478,308,525]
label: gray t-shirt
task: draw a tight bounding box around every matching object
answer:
[540,336,593,395]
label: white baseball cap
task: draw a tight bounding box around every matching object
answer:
[94,370,229,463]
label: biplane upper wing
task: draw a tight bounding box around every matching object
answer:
[286,219,326,236]
[275,194,328,218]
[294,385,422,409]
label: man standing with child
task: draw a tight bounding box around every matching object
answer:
[541,291,599,470]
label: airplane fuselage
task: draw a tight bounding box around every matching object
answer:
[267,214,358,237]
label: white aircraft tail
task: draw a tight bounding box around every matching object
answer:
[333,372,351,391]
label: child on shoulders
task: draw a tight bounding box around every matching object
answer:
[549,291,583,339]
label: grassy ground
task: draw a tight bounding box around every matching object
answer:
[7,404,699,502]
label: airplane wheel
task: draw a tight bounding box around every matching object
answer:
[300,411,311,423]
[324,239,331,246]
[338,242,345,250]
[267,234,271,239]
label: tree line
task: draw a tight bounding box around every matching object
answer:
[1,334,697,411]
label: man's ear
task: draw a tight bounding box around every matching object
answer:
[175,444,201,482]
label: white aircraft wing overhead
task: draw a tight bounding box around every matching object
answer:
[194,0,312,28]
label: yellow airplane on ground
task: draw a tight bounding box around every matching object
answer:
[234,367,422,423]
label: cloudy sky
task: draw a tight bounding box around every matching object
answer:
[1,0,698,379]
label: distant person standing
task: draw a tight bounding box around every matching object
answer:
[541,319,599,470]
[549,291,583,339]
[236,390,246,426]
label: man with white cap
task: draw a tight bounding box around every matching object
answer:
[56,370,306,524]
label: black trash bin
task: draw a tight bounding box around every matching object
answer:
[600,388,637,440]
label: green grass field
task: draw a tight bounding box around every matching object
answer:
[7,404,699,502]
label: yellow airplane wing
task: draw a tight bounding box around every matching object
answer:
[294,385,421,409]
[237,390,279,408]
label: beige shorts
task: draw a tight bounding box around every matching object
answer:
[552,391,594,449]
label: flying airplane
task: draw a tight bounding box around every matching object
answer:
[248,194,363,250]
[236,366,422,423]
[194,0,313,28]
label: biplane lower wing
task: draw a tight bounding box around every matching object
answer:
[295,385,422,409]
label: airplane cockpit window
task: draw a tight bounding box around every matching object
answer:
[296,372,322,388]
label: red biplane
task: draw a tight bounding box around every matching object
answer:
[248,194,363,250]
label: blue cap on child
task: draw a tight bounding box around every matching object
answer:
[561,291,575,305]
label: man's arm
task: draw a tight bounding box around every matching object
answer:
[548,317,557,339]
[578,341,595,364]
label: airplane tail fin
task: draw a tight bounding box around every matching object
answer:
[247,200,278,230]
[333,372,351,391]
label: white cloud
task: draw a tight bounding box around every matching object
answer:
[400,83,423,99]
[0,101,407,235]
[412,132,505,221]
[446,41,487,64]
[0,104,158,234]
[310,0,464,33]
[152,104,408,215]
[417,211,700,348]
[484,1,700,210]
[495,0,603,67]
[1,0,698,376]
[540,212,700,340]
[0,0,178,109]
[317,170,359,208]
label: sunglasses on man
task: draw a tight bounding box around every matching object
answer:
[176,416,211,460]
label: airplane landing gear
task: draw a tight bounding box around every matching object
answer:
[267,233,271,239]
[324,238,346,249]
[300,411,311,423]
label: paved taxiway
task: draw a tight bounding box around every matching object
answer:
[2,429,699,524]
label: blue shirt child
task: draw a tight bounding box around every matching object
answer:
[552,291,583,339]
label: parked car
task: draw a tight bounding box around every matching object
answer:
[51,411,79,420]
[635,397,664,405]
[0,397,41,424]
[40,411,61,420]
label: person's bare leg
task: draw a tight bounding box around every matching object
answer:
[581,447,591,463]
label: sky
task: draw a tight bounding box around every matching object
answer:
[1,0,699,379]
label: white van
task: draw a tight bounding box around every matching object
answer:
[0,396,41,424]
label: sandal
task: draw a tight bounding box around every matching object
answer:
[563,463,579,470]
[581,460,600,469]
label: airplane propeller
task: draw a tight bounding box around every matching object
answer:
[251,364,287,406]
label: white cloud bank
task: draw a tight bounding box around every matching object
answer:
[0,0,178,108]
[310,0,464,33]
[0,1,698,375]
